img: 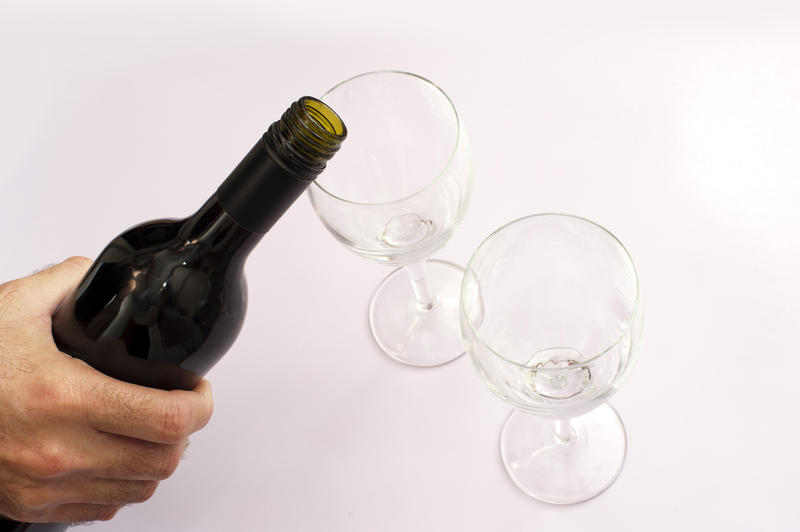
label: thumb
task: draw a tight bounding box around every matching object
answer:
[24,256,93,316]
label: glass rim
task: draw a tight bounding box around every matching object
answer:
[310,69,463,208]
[459,213,642,372]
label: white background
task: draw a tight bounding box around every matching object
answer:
[1,1,799,530]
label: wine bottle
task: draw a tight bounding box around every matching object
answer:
[0,96,346,532]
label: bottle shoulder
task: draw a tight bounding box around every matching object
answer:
[74,220,244,320]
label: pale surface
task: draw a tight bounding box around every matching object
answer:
[1,1,798,530]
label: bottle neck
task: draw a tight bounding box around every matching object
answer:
[216,96,346,234]
[181,195,262,268]
[215,136,313,235]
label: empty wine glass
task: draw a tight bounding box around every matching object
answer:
[460,214,643,504]
[309,70,473,366]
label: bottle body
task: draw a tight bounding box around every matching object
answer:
[52,195,255,390]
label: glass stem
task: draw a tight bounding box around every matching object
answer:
[554,418,573,444]
[404,261,434,311]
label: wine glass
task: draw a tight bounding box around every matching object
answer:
[460,214,643,504]
[309,70,473,367]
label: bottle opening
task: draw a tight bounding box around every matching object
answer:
[303,98,346,136]
[263,96,346,180]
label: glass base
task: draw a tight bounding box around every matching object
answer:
[500,403,627,504]
[369,259,465,367]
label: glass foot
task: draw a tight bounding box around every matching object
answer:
[369,259,465,367]
[500,403,627,504]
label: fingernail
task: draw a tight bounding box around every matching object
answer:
[32,263,57,274]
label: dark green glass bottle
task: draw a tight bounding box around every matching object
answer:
[1,96,346,531]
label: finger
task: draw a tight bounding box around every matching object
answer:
[55,478,159,507]
[32,263,58,274]
[44,502,121,524]
[84,374,214,444]
[88,433,188,481]
[23,256,92,316]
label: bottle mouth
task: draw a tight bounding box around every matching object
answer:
[265,96,347,180]
[303,98,346,136]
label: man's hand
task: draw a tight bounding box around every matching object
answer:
[0,257,214,523]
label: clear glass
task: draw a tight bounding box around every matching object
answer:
[460,214,643,504]
[309,70,473,366]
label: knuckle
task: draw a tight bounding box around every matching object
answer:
[134,481,159,503]
[11,507,45,523]
[0,279,24,314]
[96,505,122,521]
[32,455,68,480]
[200,397,214,428]
[63,256,92,276]
[0,482,48,521]
[63,256,93,272]
[73,504,120,523]
[155,447,183,480]
[114,480,159,505]
[159,400,191,442]
[111,446,138,480]
[23,444,71,480]
[13,486,52,512]
[26,374,78,414]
